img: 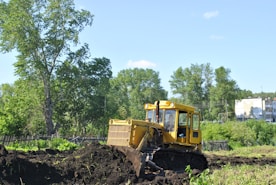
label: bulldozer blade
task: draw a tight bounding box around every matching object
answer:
[114,146,146,177]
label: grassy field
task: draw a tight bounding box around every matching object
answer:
[210,164,276,185]
[201,146,276,185]
[204,145,276,158]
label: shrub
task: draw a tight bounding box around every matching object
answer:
[201,120,276,148]
[245,120,276,145]
[50,138,78,151]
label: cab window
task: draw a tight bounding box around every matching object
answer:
[164,110,176,132]
[192,114,200,130]
[179,111,187,126]
[147,110,163,123]
[147,110,154,122]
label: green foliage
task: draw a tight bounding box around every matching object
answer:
[6,138,78,151]
[245,119,276,145]
[0,80,45,136]
[205,145,276,158]
[109,68,167,120]
[36,139,48,149]
[0,0,94,135]
[211,164,276,185]
[225,122,256,147]
[202,120,276,149]
[0,0,113,136]
[209,67,239,120]
[50,138,78,151]
[169,64,248,121]
[54,57,112,136]
[185,165,213,185]
[170,63,213,107]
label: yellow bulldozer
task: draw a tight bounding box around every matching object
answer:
[107,100,208,177]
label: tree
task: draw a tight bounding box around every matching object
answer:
[109,68,167,120]
[0,80,44,136]
[169,63,213,112]
[0,0,93,134]
[54,55,112,136]
[0,84,24,136]
[236,89,253,100]
[209,67,239,121]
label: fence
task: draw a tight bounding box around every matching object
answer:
[202,140,229,151]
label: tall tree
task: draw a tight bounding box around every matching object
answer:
[169,63,213,110]
[54,55,112,135]
[0,0,93,134]
[110,68,167,120]
[209,67,239,121]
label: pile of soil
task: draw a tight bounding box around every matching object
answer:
[0,143,275,185]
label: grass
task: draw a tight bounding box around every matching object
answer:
[204,145,276,158]
[193,145,276,185]
[210,164,276,185]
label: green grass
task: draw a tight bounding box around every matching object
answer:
[211,164,276,185]
[186,164,276,185]
[194,146,276,185]
[204,145,276,158]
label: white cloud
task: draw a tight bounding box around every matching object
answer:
[203,11,219,19]
[127,60,157,68]
[209,34,224,40]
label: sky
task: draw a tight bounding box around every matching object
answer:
[0,0,276,97]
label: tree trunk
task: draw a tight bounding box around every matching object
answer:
[43,78,54,135]
[45,96,54,135]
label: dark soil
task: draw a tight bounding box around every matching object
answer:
[0,144,275,185]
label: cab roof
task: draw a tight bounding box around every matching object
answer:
[144,100,195,113]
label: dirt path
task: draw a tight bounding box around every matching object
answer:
[0,144,275,185]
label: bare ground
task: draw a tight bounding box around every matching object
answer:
[0,143,275,185]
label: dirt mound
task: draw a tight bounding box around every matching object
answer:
[0,143,275,185]
[0,144,138,185]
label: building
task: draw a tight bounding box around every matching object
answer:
[235,98,264,120]
[235,97,276,122]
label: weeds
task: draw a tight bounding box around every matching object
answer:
[211,164,276,185]
[6,138,79,151]
[185,165,213,185]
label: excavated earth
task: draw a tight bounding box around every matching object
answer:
[0,143,276,185]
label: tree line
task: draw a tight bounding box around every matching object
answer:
[0,0,275,137]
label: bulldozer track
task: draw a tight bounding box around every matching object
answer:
[152,149,208,172]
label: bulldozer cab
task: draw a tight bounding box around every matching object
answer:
[145,100,202,147]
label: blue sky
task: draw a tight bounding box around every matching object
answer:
[1,0,276,97]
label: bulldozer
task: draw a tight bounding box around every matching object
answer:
[107,100,208,177]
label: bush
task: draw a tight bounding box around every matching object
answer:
[245,120,276,145]
[201,120,276,148]
[226,122,256,148]
[50,138,78,151]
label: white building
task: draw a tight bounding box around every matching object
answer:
[235,98,264,120]
[272,100,276,121]
[235,97,276,122]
